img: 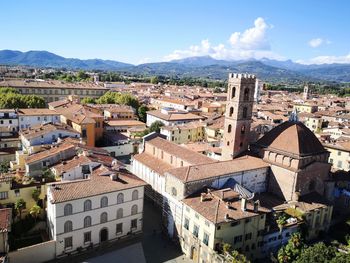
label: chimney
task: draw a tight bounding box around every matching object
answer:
[241,198,247,212]
[292,191,300,202]
[200,193,206,202]
[110,173,118,181]
[253,200,259,213]
[224,213,229,221]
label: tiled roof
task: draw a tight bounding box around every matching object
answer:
[147,110,204,121]
[105,120,146,127]
[166,155,268,182]
[256,121,326,156]
[183,188,270,224]
[146,137,215,165]
[17,108,59,116]
[25,142,76,164]
[49,165,146,203]
[20,123,79,140]
[133,152,173,176]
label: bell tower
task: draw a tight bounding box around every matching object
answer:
[221,73,256,160]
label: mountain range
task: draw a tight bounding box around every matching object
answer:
[1,50,350,83]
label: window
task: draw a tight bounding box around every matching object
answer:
[171,187,177,197]
[82,129,87,138]
[131,205,138,215]
[231,87,236,99]
[116,223,123,234]
[245,232,252,240]
[170,155,173,164]
[100,212,108,223]
[14,189,20,197]
[193,225,199,238]
[100,196,108,207]
[229,107,234,117]
[117,193,124,204]
[243,107,248,118]
[84,232,91,243]
[84,200,92,211]
[64,221,73,233]
[329,158,333,164]
[184,218,189,230]
[0,192,8,200]
[228,124,232,133]
[84,216,92,228]
[234,235,242,244]
[132,190,138,201]
[244,88,249,101]
[117,208,123,219]
[231,221,240,227]
[161,151,164,159]
[245,218,251,223]
[64,204,73,216]
[338,161,343,168]
[181,161,183,167]
[131,219,137,229]
[338,151,342,156]
[64,237,73,249]
[227,141,230,146]
[203,232,209,246]
[241,125,246,134]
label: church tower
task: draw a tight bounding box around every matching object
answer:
[303,85,310,100]
[221,73,256,160]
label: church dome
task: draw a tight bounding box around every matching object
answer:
[255,121,326,156]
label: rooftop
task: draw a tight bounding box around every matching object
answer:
[147,110,204,121]
[20,122,79,140]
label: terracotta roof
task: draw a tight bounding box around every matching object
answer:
[147,137,215,165]
[20,122,79,140]
[166,155,268,182]
[183,188,270,224]
[133,152,173,176]
[105,120,146,127]
[17,108,59,116]
[147,110,204,121]
[256,121,326,156]
[49,165,146,203]
[0,208,11,232]
[161,122,205,131]
[25,142,76,164]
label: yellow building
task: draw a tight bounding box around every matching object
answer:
[293,104,318,114]
[324,141,350,171]
[0,174,46,214]
[303,115,324,133]
[201,102,226,115]
[160,122,205,144]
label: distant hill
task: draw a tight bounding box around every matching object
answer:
[0,50,132,70]
[1,50,350,83]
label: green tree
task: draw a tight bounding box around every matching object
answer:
[330,252,350,263]
[76,70,89,81]
[150,76,159,84]
[137,104,149,122]
[0,161,10,174]
[0,87,19,94]
[278,232,304,263]
[81,97,96,104]
[295,242,336,263]
[15,198,26,219]
[149,121,164,133]
[31,189,41,203]
[231,250,250,263]
[29,204,41,223]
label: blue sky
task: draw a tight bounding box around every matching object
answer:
[0,0,349,64]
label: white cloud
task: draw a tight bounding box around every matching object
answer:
[308,38,331,48]
[297,53,350,65]
[163,17,283,61]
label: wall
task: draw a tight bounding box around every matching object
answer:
[8,240,56,263]
[102,144,133,157]
[19,115,60,130]
[326,146,350,171]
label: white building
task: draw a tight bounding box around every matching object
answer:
[47,165,146,256]
[0,109,18,133]
[18,109,61,130]
[146,109,204,127]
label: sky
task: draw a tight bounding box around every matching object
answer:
[0,0,349,65]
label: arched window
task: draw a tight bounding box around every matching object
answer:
[117,208,123,219]
[243,107,248,118]
[244,88,249,101]
[241,125,246,134]
[84,216,91,228]
[229,107,234,117]
[64,204,72,216]
[84,200,92,211]
[131,205,138,215]
[231,87,236,99]
[64,220,73,233]
[132,190,138,201]
[100,212,108,223]
[227,141,230,146]
[100,196,108,208]
[117,193,124,204]
[228,124,232,133]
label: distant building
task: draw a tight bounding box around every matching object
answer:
[160,122,205,144]
[146,108,204,127]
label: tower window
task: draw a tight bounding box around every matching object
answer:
[229,107,234,117]
[231,87,236,99]
[243,107,248,118]
[228,124,232,133]
[227,141,230,146]
[244,88,249,101]
[241,125,245,134]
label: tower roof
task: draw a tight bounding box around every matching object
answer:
[255,121,326,157]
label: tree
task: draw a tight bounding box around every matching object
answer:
[0,161,10,174]
[32,188,41,203]
[231,250,250,263]
[278,232,304,263]
[15,198,26,219]
[149,121,164,133]
[81,97,96,104]
[330,252,350,263]
[150,76,159,84]
[295,242,336,263]
[29,204,41,223]
[138,104,149,122]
